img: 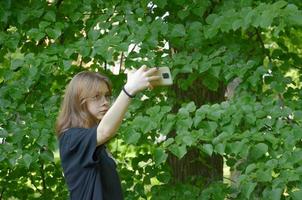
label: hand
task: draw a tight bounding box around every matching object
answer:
[124,65,161,95]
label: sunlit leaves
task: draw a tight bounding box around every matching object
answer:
[204,1,302,39]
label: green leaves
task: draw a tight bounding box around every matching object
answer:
[45,27,62,40]
[1,0,302,199]
[249,143,269,160]
[258,9,275,28]
[257,169,272,182]
[228,141,246,156]
[291,190,302,200]
[294,110,302,121]
[153,0,167,8]
[202,144,213,156]
[241,182,257,199]
[287,12,302,26]
[123,129,141,145]
[170,24,186,37]
[27,28,45,41]
[202,74,219,91]
[153,148,168,166]
[202,0,302,38]
[22,153,33,169]
[88,29,101,41]
[262,188,283,200]
[169,144,187,159]
[176,102,196,132]
[40,150,54,162]
[43,11,56,22]
[133,115,157,133]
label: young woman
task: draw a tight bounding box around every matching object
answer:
[56,66,161,200]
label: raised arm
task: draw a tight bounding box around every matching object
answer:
[96,66,160,146]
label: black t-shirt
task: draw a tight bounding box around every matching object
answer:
[59,126,123,200]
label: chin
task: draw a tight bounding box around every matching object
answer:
[97,115,104,120]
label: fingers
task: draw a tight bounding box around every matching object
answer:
[147,75,161,81]
[138,65,148,72]
[145,67,159,76]
[147,82,154,90]
[146,75,160,90]
[128,66,160,91]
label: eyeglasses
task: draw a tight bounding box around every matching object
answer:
[81,94,113,104]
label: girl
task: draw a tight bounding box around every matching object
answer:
[56,66,161,200]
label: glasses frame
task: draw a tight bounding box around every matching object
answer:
[81,94,113,105]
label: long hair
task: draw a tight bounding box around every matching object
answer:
[55,71,112,137]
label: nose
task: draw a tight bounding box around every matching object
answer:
[102,98,110,106]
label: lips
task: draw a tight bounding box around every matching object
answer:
[100,109,108,113]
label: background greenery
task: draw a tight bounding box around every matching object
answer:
[0,0,302,199]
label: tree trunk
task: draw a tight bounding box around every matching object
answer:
[168,74,226,185]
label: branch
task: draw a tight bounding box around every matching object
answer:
[129,44,137,55]
[104,60,107,71]
[278,93,285,108]
[123,44,137,68]
[223,176,237,184]
[169,47,175,59]
[79,56,83,67]
[0,187,5,200]
[255,28,272,62]
[51,161,60,172]
[119,52,124,74]
[23,79,40,102]
[56,0,63,9]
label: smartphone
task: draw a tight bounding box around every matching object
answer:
[150,67,173,86]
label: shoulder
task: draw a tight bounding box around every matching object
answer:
[60,126,97,138]
[58,127,82,145]
[59,126,98,148]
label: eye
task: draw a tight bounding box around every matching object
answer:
[105,94,112,101]
[94,94,100,100]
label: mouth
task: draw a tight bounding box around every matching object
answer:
[99,109,108,114]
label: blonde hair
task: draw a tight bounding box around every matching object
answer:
[55,71,112,137]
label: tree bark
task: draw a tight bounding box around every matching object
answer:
[168,74,226,185]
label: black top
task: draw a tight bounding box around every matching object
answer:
[59,126,123,200]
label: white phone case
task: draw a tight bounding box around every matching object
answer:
[150,67,173,86]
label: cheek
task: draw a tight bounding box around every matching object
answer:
[87,103,97,115]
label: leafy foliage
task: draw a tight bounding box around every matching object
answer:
[0,0,302,199]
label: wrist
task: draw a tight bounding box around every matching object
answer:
[123,84,136,98]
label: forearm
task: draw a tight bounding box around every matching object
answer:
[96,87,134,145]
[96,66,159,145]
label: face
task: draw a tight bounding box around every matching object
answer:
[86,81,111,121]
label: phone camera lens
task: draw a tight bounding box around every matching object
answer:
[162,73,169,79]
